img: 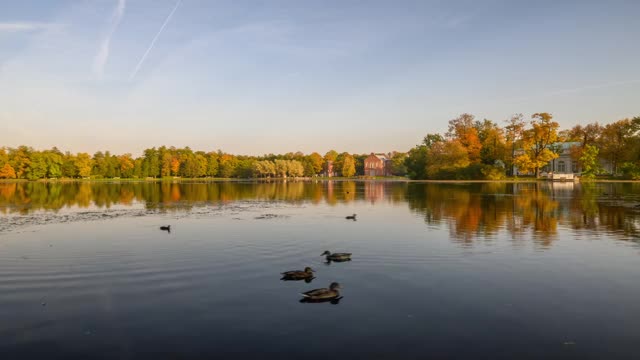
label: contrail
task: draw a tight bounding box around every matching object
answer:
[129,0,182,80]
[93,0,126,78]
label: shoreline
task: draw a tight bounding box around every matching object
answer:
[1,177,638,184]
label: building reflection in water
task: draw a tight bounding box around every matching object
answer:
[1,180,640,246]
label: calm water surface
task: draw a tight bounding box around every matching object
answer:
[1,181,640,359]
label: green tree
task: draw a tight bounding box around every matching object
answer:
[390,152,407,176]
[580,144,602,179]
[427,140,470,178]
[62,152,77,178]
[43,148,64,178]
[405,133,444,179]
[26,152,47,180]
[475,119,506,165]
[143,147,160,178]
[207,152,219,177]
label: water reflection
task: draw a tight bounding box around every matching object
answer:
[299,296,343,305]
[2,181,640,245]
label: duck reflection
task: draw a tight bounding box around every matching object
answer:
[299,296,343,305]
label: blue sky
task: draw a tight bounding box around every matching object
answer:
[1,0,638,156]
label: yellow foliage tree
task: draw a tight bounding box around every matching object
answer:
[516,113,560,177]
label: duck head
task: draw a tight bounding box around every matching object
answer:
[329,282,342,290]
[321,251,331,256]
[304,267,315,273]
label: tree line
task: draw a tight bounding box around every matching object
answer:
[0,146,407,180]
[404,113,640,180]
[2,112,638,181]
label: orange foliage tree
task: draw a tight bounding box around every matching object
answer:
[447,113,482,163]
[0,163,17,179]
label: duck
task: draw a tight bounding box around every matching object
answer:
[281,267,315,281]
[321,250,352,262]
[345,214,357,220]
[159,225,171,232]
[300,282,341,300]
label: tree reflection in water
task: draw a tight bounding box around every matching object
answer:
[2,180,640,245]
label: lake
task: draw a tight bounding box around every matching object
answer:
[1,180,639,359]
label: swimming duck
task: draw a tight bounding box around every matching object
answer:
[281,267,315,280]
[300,282,341,300]
[345,214,357,220]
[321,250,352,262]
[160,225,171,232]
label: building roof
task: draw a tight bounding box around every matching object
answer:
[372,153,389,161]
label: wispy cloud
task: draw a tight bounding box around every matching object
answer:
[506,79,640,104]
[129,0,182,81]
[544,79,640,96]
[0,22,60,33]
[93,0,127,79]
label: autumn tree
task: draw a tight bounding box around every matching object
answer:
[74,153,93,178]
[504,114,525,176]
[324,150,338,163]
[170,157,181,176]
[341,154,356,177]
[218,154,239,178]
[161,152,173,177]
[307,152,324,175]
[599,118,640,174]
[447,113,482,163]
[9,146,32,179]
[0,163,17,179]
[274,159,288,177]
[118,154,135,178]
[288,160,305,177]
[514,113,560,178]
[567,123,603,169]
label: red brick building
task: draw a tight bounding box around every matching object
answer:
[364,153,392,176]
